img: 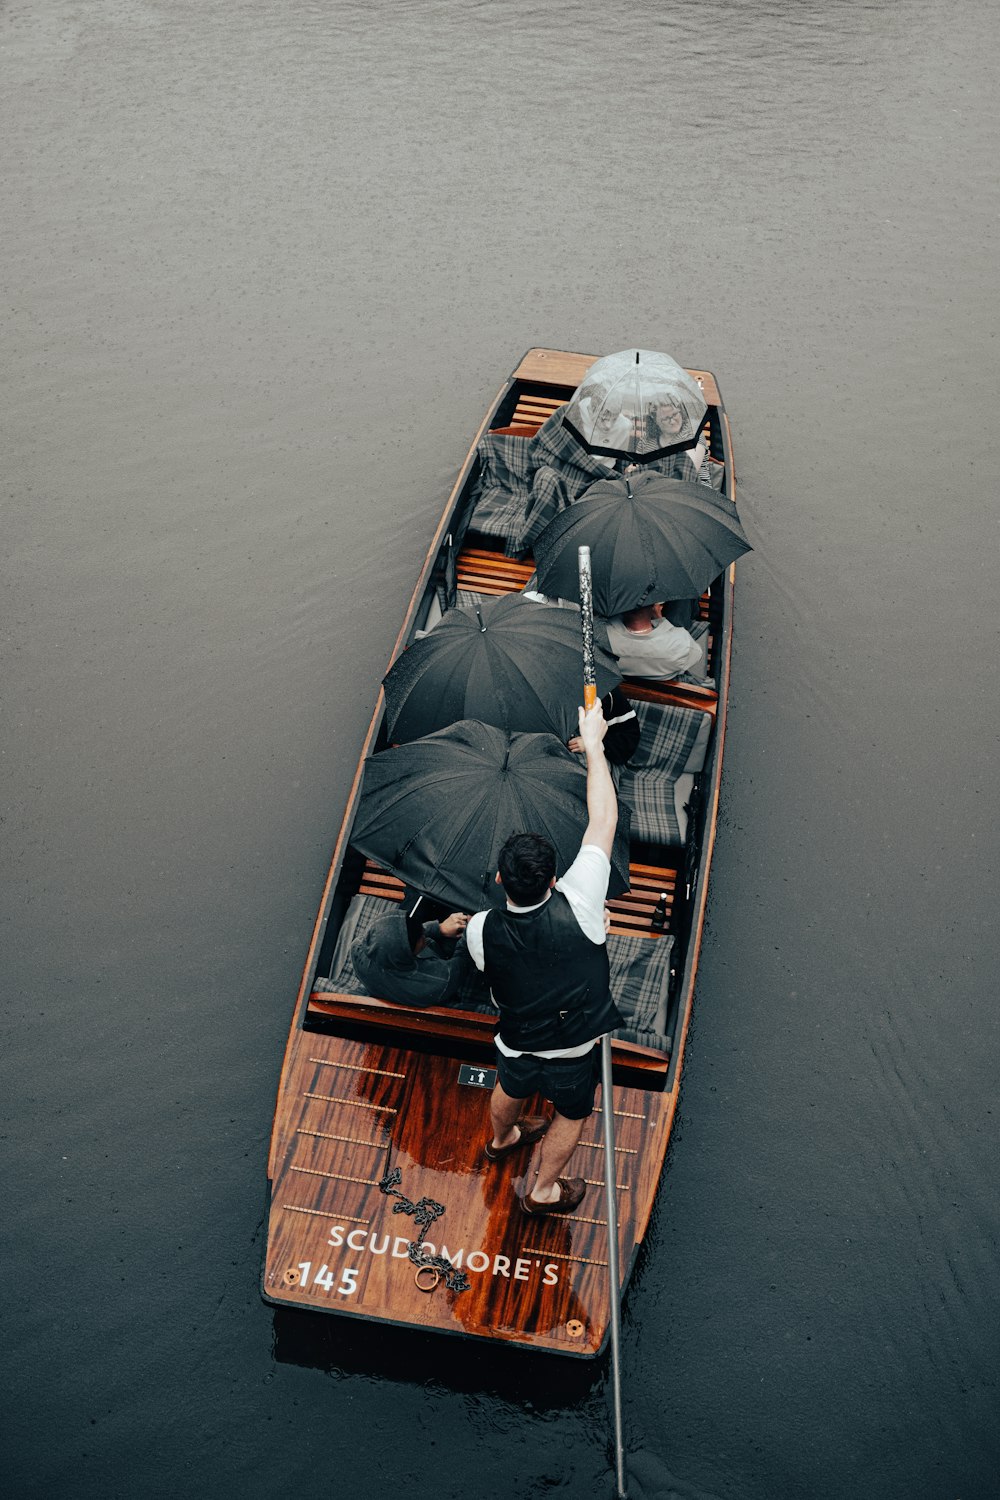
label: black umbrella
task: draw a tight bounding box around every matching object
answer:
[351,720,632,913]
[533,470,752,616]
[382,593,621,745]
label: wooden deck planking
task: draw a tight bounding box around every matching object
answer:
[264,1030,672,1354]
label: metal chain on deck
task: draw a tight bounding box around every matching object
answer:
[378,1167,470,1293]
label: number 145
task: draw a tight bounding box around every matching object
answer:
[296,1261,358,1296]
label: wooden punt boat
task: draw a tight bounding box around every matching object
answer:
[262,348,737,1357]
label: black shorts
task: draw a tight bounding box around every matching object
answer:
[495,1046,599,1121]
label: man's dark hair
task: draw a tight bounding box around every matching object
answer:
[497,833,557,906]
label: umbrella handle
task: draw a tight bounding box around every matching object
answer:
[578,545,598,710]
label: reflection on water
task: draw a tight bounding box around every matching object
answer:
[4,0,999,1496]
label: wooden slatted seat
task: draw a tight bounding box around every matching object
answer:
[607,862,678,939]
[624,679,719,718]
[455,546,535,597]
[358,861,406,903]
[359,858,676,939]
[508,393,564,432]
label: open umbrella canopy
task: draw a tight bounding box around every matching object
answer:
[563,349,708,464]
[532,470,752,616]
[382,593,621,745]
[351,719,632,912]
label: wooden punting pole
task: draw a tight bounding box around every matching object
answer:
[578,544,598,711]
[578,542,628,1498]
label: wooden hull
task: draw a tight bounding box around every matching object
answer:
[263,349,736,1356]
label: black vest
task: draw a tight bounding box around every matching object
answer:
[482,891,623,1052]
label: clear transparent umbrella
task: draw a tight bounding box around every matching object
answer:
[563,348,708,464]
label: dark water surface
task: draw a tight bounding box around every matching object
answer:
[4,2,999,1496]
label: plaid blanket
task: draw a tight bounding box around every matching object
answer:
[618,769,692,847]
[627,698,708,774]
[616,699,710,847]
[676,618,715,687]
[470,405,723,557]
[315,893,390,995]
[608,931,674,1049]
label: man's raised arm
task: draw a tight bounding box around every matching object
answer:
[578,701,618,858]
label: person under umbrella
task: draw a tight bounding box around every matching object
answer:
[563,349,708,465]
[382,592,621,746]
[468,350,721,558]
[350,907,470,1009]
[465,699,624,1217]
[605,602,707,682]
[566,685,640,763]
[350,719,632,915]
[532,469,752,618]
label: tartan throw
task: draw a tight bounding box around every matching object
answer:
[619,695,711,845]
[608,931,674,1044]
[618,769,690,847]
[470,405,723,558]
[627,698,707,774]
[455,588,488,609]
[613,1026,670,1051]
[675,618,715,687]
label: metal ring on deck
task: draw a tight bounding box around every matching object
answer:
[415,1266,441,1294]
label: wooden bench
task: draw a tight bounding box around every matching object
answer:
[605,861,679,939]
[359,858,678,941]
[455,547,535,597]
[624,678,719,719]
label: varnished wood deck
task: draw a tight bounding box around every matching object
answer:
[263,1029,674,1356]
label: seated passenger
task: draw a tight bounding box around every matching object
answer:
[567,686,639,765]
[605,602,705,681]
[471,402,722,558]
[574,387,635,467]
[351,908,470,1008]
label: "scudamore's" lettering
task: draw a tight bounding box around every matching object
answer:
[327,1224,559,1284]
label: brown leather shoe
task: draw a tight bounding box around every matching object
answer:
[520,1176,586,1215]
[484,1116,551,1161]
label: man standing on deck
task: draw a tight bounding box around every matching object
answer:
[465,700,623,1216]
